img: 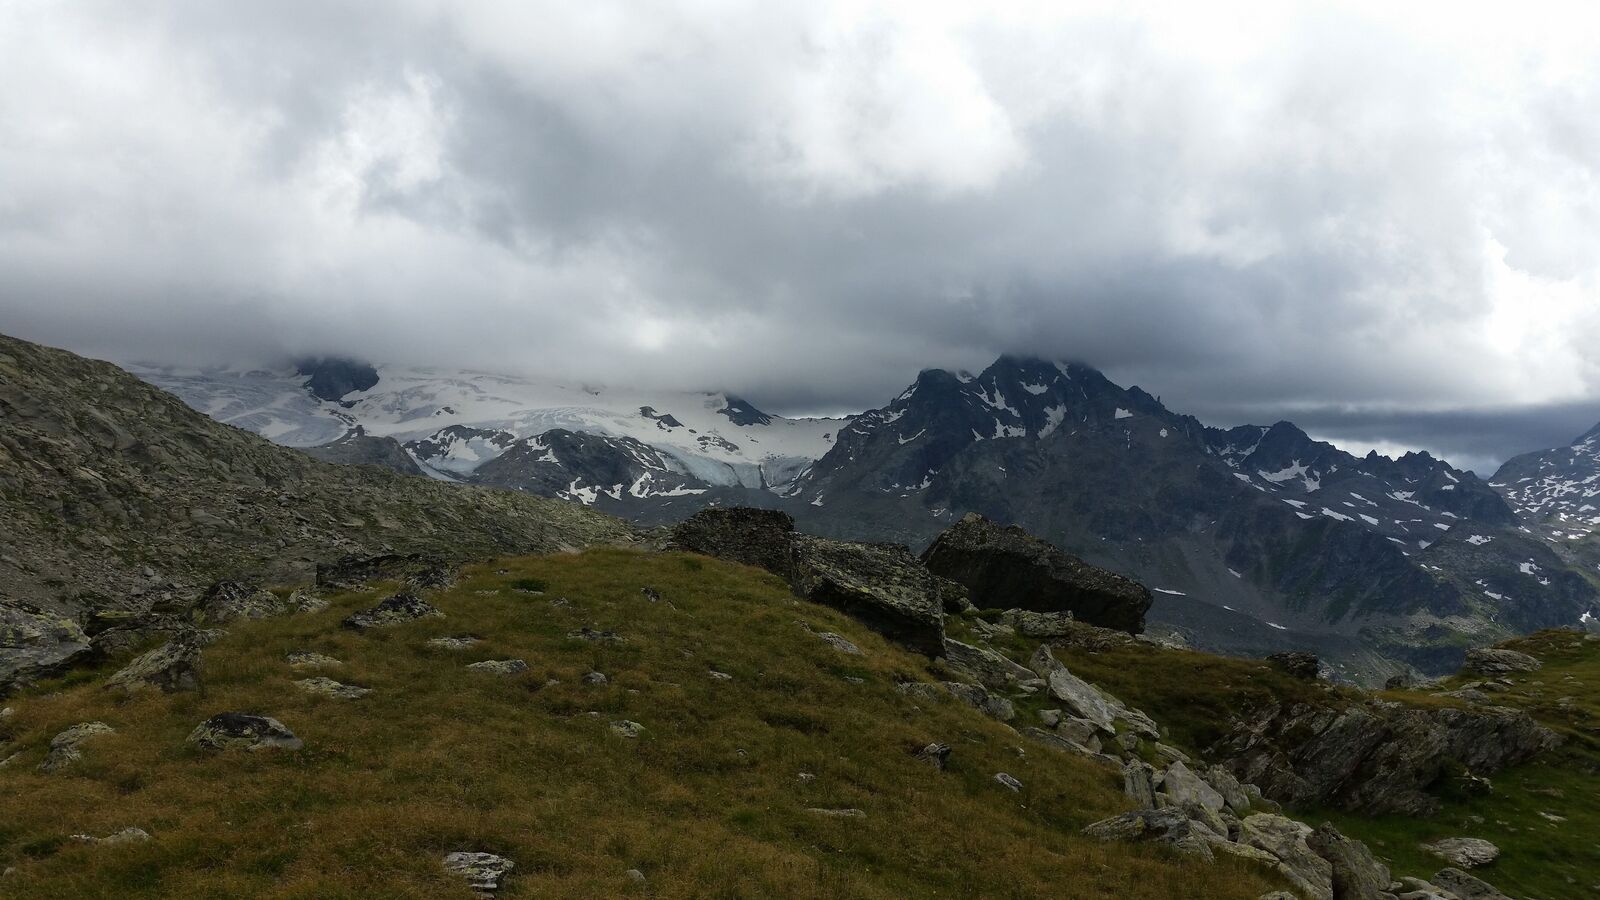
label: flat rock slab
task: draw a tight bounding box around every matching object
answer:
[1463,648,1541,675]
[467,659,528,676]
[71,827,151,846]
[294,677,372,699]
[427,635,482,650]
[1422,837,1499,869]
[188,713,302,752]
[789,534,945,656]
[341,593,443,631]
[286,651,342,669]
[0,603,92,695]
[443,851,515,895]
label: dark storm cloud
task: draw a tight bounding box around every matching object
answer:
[1,2,1598,470]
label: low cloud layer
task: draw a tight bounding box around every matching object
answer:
[2,2,1598,470]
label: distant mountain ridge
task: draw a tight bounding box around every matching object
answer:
[130,351,1600,681]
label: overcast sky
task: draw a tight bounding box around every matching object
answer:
[3,2,1598,472]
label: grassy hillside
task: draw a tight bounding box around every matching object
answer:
[0,550,1278,898]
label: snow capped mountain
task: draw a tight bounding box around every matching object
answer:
[1492,422,1600,546]
[129,360,845,497]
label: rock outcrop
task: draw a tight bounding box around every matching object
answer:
[665,507,797,576]
[1214,698,1560,815]
[921,513,1152,633]
[105,633,202,693]
[341,593,444,631]
[788,536,945,656]
[1,603,91,696]
[39,721,114,772]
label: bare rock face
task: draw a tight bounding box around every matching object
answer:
[341,593,444,631]
[187,713,302,752]
[789,536,945,656]
[1215,699,1560,815]
[1462,647,1541,675]
[666,507,798,577]
[921,513,1152,634]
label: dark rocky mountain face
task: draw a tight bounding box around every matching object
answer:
[469,429,713,512]
[295,357,379,402]
[781,356,1596,680]
[0,332,632,693]
[302,427,424,476]
[1489,421,1600,582]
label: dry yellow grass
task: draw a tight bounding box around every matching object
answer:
[0,549,1279,898]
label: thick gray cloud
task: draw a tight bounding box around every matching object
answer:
[2,2,1598,471]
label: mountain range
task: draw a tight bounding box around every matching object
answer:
[131,353,1600,682]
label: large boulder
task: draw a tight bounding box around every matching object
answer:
[105,633,202,693]
[1266,651,1321,681]
[1421,837,1498,869]
[1462,647,1541,675]
[1238,814,1333,900]
[665,507,797,577]
[1215,699,1560,815]
[1,602,92,696]
[1429,867,1511,900]
[789,536,944,656]
[1306,823,1392,900]
[921,513,1151,633]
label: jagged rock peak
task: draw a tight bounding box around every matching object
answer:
[295,357,379,401]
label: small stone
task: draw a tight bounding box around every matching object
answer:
[994,772,1023,792]
[1421,837,1499,869]
[294,677,372,700]
[841,676,865,685]
[467,659,528,676]
[72,827,151,846]
[0,707,12,719]
[1037,708,1063,728]
[288,589,329,613]
[641,587,662,603]
[914,742,951,770]
[567,627,625,643]
[797,772,816,784]
[610,720,645,738]
[806,807,866,818]
[625,868,647,884]
[443,851,515,895]
[708,670,733,681]
[187,713,302,752]
[286,651,342,669]
[39,721,114,772]
[426,635,482,651]
[581,671,608,686]
[815,631,863,655]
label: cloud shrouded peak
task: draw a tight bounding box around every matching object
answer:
[2,1,1597,470]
